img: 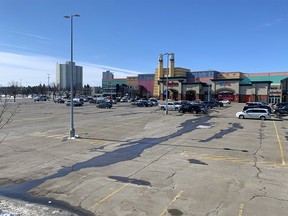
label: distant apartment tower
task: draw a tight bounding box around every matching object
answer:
[102,70,114,79]
[56,61,83,90]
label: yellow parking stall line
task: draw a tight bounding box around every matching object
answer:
[28,132,65,139]
[238,203,245,216]
[28,131,110,147]
[202,155,283,167]
[258,162,281,167]
[159,190,183,216]
[90,140,104,145]
[90,183,128,210]
[182,151,284,167]
[46,134,65,139]
[273,121,286,166]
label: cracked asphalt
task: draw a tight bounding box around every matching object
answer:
[0,100,288,216]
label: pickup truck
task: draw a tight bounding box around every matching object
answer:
[159,102,182,111]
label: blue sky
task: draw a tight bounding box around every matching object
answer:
[1,0,288,87]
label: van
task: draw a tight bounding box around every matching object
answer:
[236,108,271,120]
[243,104,273,114]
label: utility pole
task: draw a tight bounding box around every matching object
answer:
[47,74,50,97]
[47,74,50,87]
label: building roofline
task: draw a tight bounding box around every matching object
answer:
[211,78,243,81]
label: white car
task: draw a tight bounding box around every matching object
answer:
[236,108,271,120]
[159,102,181,111]
[220,99,231,104]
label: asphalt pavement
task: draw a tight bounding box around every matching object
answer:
[0,100,288,216]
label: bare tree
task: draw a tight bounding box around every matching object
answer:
[0,99,19,144]
[8,81,20,102]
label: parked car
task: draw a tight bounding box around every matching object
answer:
[236,108,271,120]
[274,105,288,117]
[120,96,130,102]
[96,101,112,109]
[197,103,208,114]
[245,102,264,106]
[203,101,217,109]
[54,98,65,103]
[89,98,97,104]
[178,103,202,114]
[148,98,158,106]
[243,104,273,114]
[211,100,224,107]
[34,95,47,102]
[137,100,149,107]
[66,98,84,107]
[274,102,288,109]
[159,102,181,111]
[84,96,93,102]
[219,99,231,104]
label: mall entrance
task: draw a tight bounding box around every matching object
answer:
[185,90,196,101]
[217,90,235,101]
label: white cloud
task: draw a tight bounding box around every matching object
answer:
[10,30,51,41]
[260,18,284,28]
[0,52,144,87]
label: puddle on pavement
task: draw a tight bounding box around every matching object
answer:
[108,176,151,186]
[188,159,208,165]
[0,116,213,214]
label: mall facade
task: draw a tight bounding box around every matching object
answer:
[102,55,288,103]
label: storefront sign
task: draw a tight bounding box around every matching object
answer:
[168,81,179,87]
[219,82,231,87]
[270,91,281,95]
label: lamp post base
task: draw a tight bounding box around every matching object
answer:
[69,128,75,139]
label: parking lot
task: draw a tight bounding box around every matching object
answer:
[0,100,288,216]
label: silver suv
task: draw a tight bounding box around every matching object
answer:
[236,108,271,120]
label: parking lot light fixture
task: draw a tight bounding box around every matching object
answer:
[64,14,80,139]
[163,53,174,115]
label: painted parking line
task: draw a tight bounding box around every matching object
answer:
[238,203,245,216]
[273,121,286,166]
[28,132,65,139]
[28,131,109,145]
[159,190,183,216]
[89,183,128,210]
[181,151,283,167]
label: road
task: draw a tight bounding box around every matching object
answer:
[0,100,288,216]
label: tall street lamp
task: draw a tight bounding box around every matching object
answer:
[64,14,80,139]
[163,53,173,115]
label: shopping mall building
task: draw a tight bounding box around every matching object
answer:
[102,55,288,103]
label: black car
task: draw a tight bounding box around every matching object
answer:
[211,100,224,107]
[54,98,65,103]
[203,101,217,109]
[178,103,201,114]
[34,95,47,102]
[274,105,288,117]
[132,100,149,107]
[96,101,112,109]
[274,102,288,109]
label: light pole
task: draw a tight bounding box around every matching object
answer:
[208,83,211,101]
[64,14,80,139]
[109,82,112,99]
[163,53,173,115]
